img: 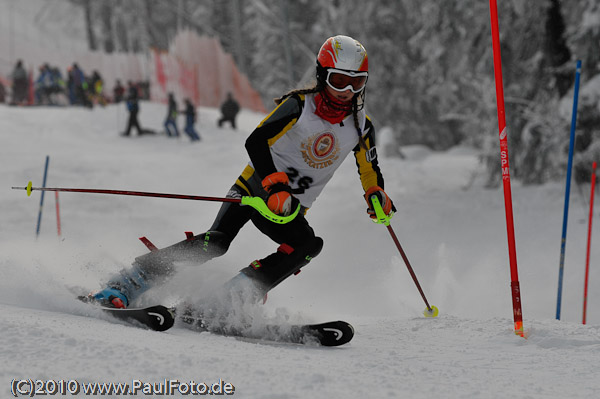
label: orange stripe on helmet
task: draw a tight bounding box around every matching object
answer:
[357,53,368,72]
[317,38,338,68]
[317,35,369,73]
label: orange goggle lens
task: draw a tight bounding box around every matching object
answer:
[326,70,368,93]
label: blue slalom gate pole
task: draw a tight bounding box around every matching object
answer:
[35,155,50,238]
[556,60,582,320]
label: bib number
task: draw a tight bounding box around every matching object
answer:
[286,167,313,194]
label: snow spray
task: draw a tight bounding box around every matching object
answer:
[583,161,596,325]
[556,60,582,320]
[489,0,524,337]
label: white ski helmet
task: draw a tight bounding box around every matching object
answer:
[316,35,368,94]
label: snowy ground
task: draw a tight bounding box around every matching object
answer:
[1,102,600,398]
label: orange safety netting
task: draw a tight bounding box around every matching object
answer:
[1,30,265,113]
[151,31,265,113]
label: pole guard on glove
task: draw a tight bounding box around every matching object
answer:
[365,186,395,224]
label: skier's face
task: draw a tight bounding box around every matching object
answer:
[325,85,354,103]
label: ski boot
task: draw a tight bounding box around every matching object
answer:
[81,258,155,309]
[80,286,129,309]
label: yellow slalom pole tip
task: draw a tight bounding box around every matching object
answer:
[26,181,33,196]
[423,305,439,318]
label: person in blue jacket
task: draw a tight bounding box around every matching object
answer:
[183,98,201,141]
[164,93,180,137]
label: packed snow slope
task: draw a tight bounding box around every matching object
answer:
[1,102,600,398]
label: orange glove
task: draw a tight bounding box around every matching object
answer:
[365,186,395,219]
[262,172,295,216]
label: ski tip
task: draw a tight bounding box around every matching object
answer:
[145,305,176,331]
[27,181,32,196]
[104,305,175,332]
[423,305,439,318]
[308,320,354,347]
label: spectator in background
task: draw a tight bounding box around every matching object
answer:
[0,80,5,103]
[35,64,65,106]
[66,65,75,104]
[68,63,86,106]
[11,60,29,105]
[183,98,201,141]
[121,85,143,137]
[164,93,179,137]
[113,80,125,103]
[137,81,150,100]
[49,67,66,104]
[126,81,138,97]
[89,70,106,106]
[34,64,52,105]
[218,92,240,129]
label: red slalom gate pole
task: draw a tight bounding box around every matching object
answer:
[489,0,524,337]
[55,191,62,237]
[583,162,597,325]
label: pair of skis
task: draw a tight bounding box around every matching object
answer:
[99,304,354,347]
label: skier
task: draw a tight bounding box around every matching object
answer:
[86,35,394,319]
[164,93,180,137]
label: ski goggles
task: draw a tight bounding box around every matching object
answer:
[325,69,368,93]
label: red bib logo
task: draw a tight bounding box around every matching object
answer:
[301,132,340,169]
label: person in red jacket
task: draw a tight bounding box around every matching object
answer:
[87,35,395,320]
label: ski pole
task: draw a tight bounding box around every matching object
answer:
[12,181,300,225]
[371,196,439,318]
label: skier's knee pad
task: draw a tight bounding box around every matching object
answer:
[303,236,324,260]
[280,236,324,270]
[240,236,324,294]
[282,236,324,270]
